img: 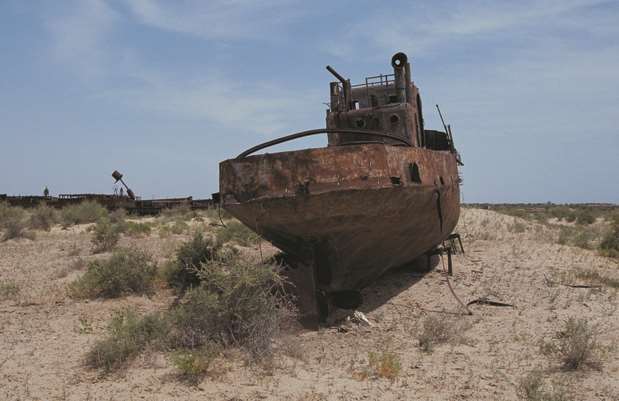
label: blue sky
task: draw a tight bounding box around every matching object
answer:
[1,0,617,202]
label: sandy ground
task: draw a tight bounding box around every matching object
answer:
[1,209,617,401]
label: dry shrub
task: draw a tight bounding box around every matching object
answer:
[161,205,196,222]
[159,220,189,236]
[86,309,167,372]
[0,204,32,241]
[91,217,121,253]
[216,220,260,246]
[418,315,454,352]
[204,206,231,222]
[69,248,156,299]
[109,208,126,224]
[541,317,600,370]
[2,217,32,241]
[509,220,527,233]
[61,200,108,226]
[29,204,58,231]
[518,371,572,401]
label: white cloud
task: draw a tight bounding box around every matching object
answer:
[45,0,321,136]
[100,71,323,135]
[124,0,302,40]
[325,0,611,58]
[47,0,119,79]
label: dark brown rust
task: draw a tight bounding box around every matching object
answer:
[219,52,462,324]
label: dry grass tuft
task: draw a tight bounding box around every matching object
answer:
[541,317,601,370]
[517,371,573,401]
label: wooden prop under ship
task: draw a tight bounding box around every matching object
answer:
[219,52,462,324]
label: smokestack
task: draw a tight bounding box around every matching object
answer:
[391,52,408,103]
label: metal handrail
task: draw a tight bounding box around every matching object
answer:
[236,129,411,159]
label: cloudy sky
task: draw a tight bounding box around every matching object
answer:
[1,0,617,202]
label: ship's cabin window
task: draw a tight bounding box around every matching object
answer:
[409,162,421,183]
[388,95,399,104]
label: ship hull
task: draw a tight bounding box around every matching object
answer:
[219,143,460,318]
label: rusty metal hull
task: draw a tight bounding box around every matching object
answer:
[220,143,460,297]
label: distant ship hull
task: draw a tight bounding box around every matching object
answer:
[220,143,460,320]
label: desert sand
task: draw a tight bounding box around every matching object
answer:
[1,208,617,400]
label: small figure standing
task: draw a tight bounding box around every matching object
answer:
[119,187,124,197]
[43,186,49,197]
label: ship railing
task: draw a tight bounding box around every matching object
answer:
[351,73,395,88]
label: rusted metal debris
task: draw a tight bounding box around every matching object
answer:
[1,193,213,215]
[217,52,462,325]
[1,170,214,214]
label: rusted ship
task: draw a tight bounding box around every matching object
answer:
[219,52,462,323]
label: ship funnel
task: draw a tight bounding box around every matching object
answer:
[326,65,352,111]
[391,52,409,103]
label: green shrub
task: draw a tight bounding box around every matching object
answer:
[575,210,595,225]
[61,201,108,226]
[599,223,619,258]
[29,204,58,231]
[0,280,20,301]
[86,309,167,372]
[168,257,287,359]
[0,201,15,225]
[162,233,224,292]
[216,220,260,246]
[124,221,152,237]
[86,256,291,373]
[91,217,121,253]
[171,345,221,384]
[69,248,156,299]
